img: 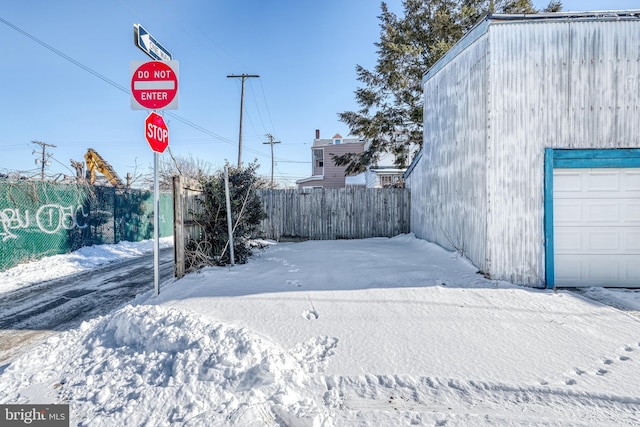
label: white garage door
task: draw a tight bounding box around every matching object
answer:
[553,168,640,287]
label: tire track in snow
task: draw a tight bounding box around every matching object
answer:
[325,374,640,426]
[0,248,174,367]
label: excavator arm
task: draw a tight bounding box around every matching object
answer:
[84,148,125,188]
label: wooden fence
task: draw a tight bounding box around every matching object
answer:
[172,175,204,279]
[173,179,411,278]
[256,188,410,241]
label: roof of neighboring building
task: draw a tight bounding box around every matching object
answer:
[370,167,407,174]
[312,139,364,147]
[296,176,323,185]
[345,173,366,186]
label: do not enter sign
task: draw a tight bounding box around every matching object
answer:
[145,112,169,153]
[131,60,179,110]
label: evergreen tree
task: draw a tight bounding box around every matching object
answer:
[336,0,562,174]
[189,161,267,268]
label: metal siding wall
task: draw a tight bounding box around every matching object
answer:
[407,35,489,271]
[487,19,640,285]
[568,21,640,147]
[410,17,640,286]
[486,22,569,285]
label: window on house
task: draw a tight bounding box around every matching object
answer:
[334,138,341,144]
[380,175,399,187]
[313,149,324,168]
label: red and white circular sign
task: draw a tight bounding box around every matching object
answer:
[145,112,169,153]
[131,61,178,110]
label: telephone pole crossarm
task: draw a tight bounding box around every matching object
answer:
[263,133,281,186]
[227,73,260,166]
[31,140,57,182]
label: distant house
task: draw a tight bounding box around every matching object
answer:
[362,132,418,188]
[297,130,365,189]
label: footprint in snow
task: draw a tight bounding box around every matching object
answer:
[286,279,302,287]
[302,308,319,320]
[619,355,630,361]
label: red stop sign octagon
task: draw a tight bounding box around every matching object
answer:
[131,61,178,110]
[145,112,169,153]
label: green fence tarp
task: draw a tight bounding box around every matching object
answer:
[0,180,173,271]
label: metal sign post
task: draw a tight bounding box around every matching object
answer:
[153,150,160,296]
[144,112,168,297]
[132,24,176,296]
[224,165,235,266]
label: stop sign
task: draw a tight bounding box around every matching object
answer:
[145,112,169,153]
[131,61,178,110]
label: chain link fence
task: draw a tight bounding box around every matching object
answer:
[0,179,173,272]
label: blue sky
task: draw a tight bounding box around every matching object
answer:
[1,1,638,187]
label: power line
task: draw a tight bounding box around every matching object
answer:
[258,79,277,135]
[0,17,309,173]
[0,17,129,93]
[0,16,240,148]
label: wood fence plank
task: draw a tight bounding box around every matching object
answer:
[255,188,410,241]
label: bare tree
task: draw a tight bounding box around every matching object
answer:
[143,152,214,190]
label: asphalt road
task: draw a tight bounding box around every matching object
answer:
[0,247,174,368]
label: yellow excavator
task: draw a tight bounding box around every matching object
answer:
[74,148,126,188]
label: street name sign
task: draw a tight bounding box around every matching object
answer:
[130,60,179,110]
[134,24,173,61]
[145,112,169,153]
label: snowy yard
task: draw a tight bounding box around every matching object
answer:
[1,235,639,426]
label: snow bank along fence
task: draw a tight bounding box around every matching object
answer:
[172,179,410,278]
[0,179,173,272]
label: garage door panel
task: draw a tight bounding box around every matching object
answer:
[556,228,637,254]
[555,255,638,287]
[626,261,640,285]
[554,200,582,222]
[554,170,582,193]
[587,230,619,251]
[554,257,583,283]
[587,170,620,192]
[554,229,582,251]
[624,170,640,191]
[626,203,640,222]
[626,230,640,250]
[554,168,640,288]
[555,201,627,226]
[587,202,620,222]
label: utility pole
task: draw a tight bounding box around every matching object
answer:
[227,73,259,166]
[262,133,281,187]
[31,140,56,181]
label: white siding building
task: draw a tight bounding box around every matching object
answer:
[405,11,640,288]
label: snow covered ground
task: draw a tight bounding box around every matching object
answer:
[1,235,639,426]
